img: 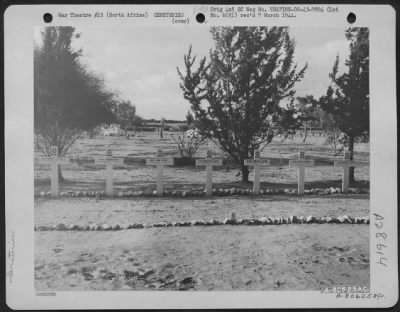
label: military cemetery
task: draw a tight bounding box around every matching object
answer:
[34,25,370,292]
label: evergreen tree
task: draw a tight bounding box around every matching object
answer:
[186,110,195,127]
[295,95,319,142]
[178,27,306,182]
[116,100,136,131]
[34,26,116,180]
[320,28,369,184]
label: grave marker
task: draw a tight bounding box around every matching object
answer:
[334,151,368,193]
[196,150,223,196]
[289,150,314,195]
[244,150,270,194]
[146,149,173,196]
[36,146,70,197]
[95,148,124,197]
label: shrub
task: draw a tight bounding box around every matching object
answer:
[171,130,205,159]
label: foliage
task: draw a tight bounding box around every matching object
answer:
[115,100,136,130]
[34,26,116,163]
[186,110,194,126]
[178,27,307,182]
[171,129,205,159]
[324,129,345,155]
[131,115,144,129]
[295,95,319,142]
[319,27,369,183]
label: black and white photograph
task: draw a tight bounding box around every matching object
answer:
[4,4,397,310]
[33,24,371,291]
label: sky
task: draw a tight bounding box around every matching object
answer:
[41,26,351,120]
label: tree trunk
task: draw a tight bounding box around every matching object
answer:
[333,132,337,156]
[303,122,308,143]
[241,163,249,183]
[348,135,355,185]
[58,165,65,183]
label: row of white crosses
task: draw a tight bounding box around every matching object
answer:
[36,146,125,197]
[37,146,367,198]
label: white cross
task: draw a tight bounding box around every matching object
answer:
[334,151,368,193]
[244,150,270,195]
[35,146,70,197]
[95,148,124,197]
[289,150,314,195]
[146,149,173,196]
[196,150,223,196]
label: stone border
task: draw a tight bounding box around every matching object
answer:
[34,186,369,198]
[35,215,370,231]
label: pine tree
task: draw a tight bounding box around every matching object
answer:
[178,27,306,182]
[34,26,116,181]
[320,28,369,184]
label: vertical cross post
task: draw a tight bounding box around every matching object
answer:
[334,151,367,193]
[95,148,124,197]
[35,146,70,198]
[196,150,222,196]
[289,150,314,195]
[146,149,173,196]
[244,150,270,195]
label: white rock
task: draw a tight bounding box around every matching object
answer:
[258,217,268,224]
[342,215,352,223]
[101,224,111,230]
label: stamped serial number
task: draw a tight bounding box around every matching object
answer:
[36,292,56,296]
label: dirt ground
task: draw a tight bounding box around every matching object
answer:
[34,133,370,291]
[35,196,369,226]
[35,196,370,291]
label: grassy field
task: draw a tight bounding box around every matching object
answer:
[34,131,369,193]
